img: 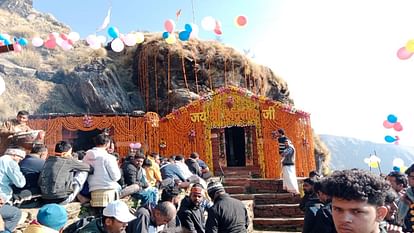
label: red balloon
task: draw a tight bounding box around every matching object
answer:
[393,122,403,131]
[236,15,248,27]
[383,120,394,129]
[44,39,56,49]
[60,33,68,41]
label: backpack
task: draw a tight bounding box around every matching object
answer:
[62,216,95,233]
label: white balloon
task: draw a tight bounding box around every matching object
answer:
[97,35,107,45]
[190,23,199,39]
[0,75,5,96]
[89,41,101,50]
[68,32,80,42]
[61,40,73,51]
[123,33,137,46]
[86,35,98,46]
[31,37,44,47]
[393,158,405,167]
[111,38,124,52]
[201,16,216,31]
[55,37,64,47]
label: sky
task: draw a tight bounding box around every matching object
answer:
[32,0,414,146]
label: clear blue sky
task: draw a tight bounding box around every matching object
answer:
[33,0,281,52]
[32,0,414,148]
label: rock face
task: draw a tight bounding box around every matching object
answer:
[133,38,291,115]
[60,59,140,113]
[0,0,33,17]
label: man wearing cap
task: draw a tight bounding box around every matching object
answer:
[178,183,207,233]
[0,147,26,203]
[78,200,136,233]
[23,203,68,233]
[205,181,249,233]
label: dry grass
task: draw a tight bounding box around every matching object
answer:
[6,48,43,69]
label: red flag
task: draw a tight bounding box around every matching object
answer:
[176,9,182,20]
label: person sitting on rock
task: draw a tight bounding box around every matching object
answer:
[0,147,26,204]
[145,152,162,188]
[120,153,158,207]
[39,141,92,204]
[13,144,48,206]
[83,134,121,212]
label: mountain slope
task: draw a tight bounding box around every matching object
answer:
[320,134,414,173]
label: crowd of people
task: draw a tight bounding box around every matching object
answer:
[2,112,413,233]
[0,111,249,233]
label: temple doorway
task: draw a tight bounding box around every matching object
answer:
[62,128,103,152]
[225,127,246,167]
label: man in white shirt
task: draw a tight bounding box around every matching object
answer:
[83,134,121,209]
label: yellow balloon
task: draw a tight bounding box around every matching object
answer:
[401,166,407,173]
[369,161,379,168]
[135,32,145,44]
[165,35,176,44]
[406,39,414,52]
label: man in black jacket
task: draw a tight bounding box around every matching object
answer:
[178,183,206,233]
[38,141,92,204]
[205,181,249,233]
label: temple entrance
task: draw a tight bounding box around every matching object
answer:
[62,128,103,152]
[225,127,246,167]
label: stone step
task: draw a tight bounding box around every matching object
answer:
[254,204,302,218]
[253,217,304,232]
[229,193,301,205]
[254,193,301,205]
[224,185,246,194]
[223,177,250,186]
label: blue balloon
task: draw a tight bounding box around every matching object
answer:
[393,166,401,172]
[3,39,11,45]
[162,31,170,39]
[18,38,28,46]
[387,114,398,123]
[384,135,396,143]
[178,31,190,41]
[107,26,120,39]
[184,23,193,33]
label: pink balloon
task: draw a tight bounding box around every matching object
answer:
[214,28,222,35]
[133,143,141,149]
[383,120,394,129]
[397,47,413,60]
[129,143,134,149]
[13,43,22,52]
[393,122,403,131]
[164,19,175,33]
[44,39,56,49]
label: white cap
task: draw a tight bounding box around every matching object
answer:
[103,200,136,223]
